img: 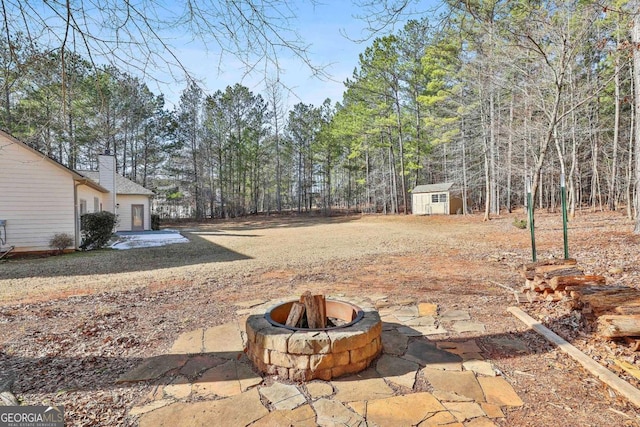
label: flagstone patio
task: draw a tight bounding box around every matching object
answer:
[120,296,524,426]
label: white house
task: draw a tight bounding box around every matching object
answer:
[0,130,154,254]
[411,182,463,215]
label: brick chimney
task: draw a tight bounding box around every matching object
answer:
[98,151,116,213]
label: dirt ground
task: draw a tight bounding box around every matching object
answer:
[1,210,640,426]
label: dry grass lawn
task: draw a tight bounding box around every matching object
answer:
[1,211,640,426]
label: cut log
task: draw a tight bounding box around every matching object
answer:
[521,258,577,274]
[513,291,528,304]
[536,267,584,280]
[549,275,606,291]
[598,315,640,338]
[615,305,640,315]
[285,302,306,327]
[567,285,628,298]
[581,288,640,316]
[545,293,563,302]
[526,292,542,303]
[300,292,326,329]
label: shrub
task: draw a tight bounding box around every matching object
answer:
[49,233,74,254]
[151,213,161,231]
[513,218,527,229]
[81,211,117,250]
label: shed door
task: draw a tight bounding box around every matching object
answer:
[132,204,144,231]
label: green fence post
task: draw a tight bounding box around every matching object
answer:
[561,173,569,259]
[527,177,536,262]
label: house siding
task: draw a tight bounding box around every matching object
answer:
[0,136,76,252]
[77,185,105,214]
[116,194,151,231]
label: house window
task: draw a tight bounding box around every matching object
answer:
[431,193,448,203]
[79,199,87,215]
[94,197,100,212]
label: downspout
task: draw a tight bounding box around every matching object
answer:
[74,181,81,250]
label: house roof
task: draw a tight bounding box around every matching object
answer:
[0,129,109,193]
[411,182,455,193]
[78,171,154,196]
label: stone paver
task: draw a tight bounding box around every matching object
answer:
[404,340,462,369]
[465,417,498,427]
[347,401,366,417]
[138,388,268,427]
[480,403,504,418]
[129,399,175,416]
[463,360,496,377]
[451,320,486,334]
[203,323,244,355]
[164,376,192,399]
[375,354,419,389]
[192,360,261,397]
[437,340,482,355]
[252,405,317,427]
[381,329,409,355]
[130,299,524,427]
[179,354,226,378]
[439,310,471,322]
[117,354,189,383]
[306,382,334,399]
[259,382,306,410]
[313,398,365,427]
[478,377,524,407]
[332,370,395,402]
[403,316,436,327]
[417,411,458,426]
[391,305,420,318]
[366,393,446,426]
[169,329,203,354]
[432,390,474,402]
[442,401,485,422]
[421,368,485,402]
[418,303,438,317]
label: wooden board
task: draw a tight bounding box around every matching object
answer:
[508,306,640,408]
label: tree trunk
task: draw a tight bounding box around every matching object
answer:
[634,9,640,233]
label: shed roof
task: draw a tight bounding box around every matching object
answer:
[78,171,154,196]
[411,182,455,194]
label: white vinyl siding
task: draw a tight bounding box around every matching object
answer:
[116,194,151,231]
[77,185,104,213]
[0,136,76,252]
[412,192,450,215]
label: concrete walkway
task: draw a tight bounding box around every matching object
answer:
[119,296,524,426]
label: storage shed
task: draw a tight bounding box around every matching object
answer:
[411,183,463,215]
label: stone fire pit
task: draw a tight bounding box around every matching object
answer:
[245,299,382,381]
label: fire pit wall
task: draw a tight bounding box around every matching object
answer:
[245,303,382,381]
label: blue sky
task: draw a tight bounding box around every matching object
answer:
[154,1,440,110]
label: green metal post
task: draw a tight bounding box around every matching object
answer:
[527,177,536,262]
[561,173,569,259]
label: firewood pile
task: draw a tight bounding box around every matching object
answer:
[517,258,640,341]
